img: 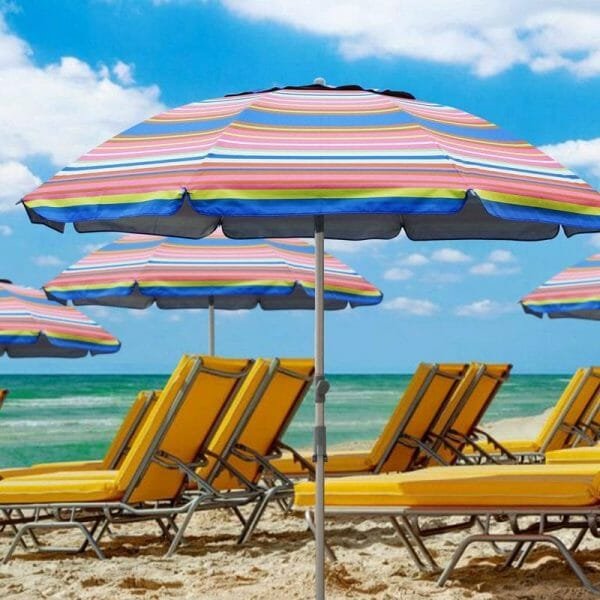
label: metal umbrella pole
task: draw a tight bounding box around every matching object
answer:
[313,215,329,600]
[208,296,215,356]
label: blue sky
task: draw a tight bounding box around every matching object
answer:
[1,0,600,374]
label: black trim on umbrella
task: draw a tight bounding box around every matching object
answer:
[225,83,416,100]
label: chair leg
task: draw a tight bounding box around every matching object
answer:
[399,515,441,572]
[164,499,201,558]
[389,517,431,573]
[305,510,337,562]
[237,488,282,545]
[437,533,600,595]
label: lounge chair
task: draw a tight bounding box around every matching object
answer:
[294,463,600,593]
[0,389,159,479]
[469,367,600,461]
[271,363,469,477]
[188,357,315,545]
[0,355,261,561]
[417,363,512,467]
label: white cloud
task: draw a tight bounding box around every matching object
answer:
[0,225,12,236]
[383,267,413,281]
[488,249,516,263]
[112,60,135,85]
[455,299,518,318]
[32,255,63,267]
[220,0,600,78]
[0,161,40,211]
[383,296,439,316]
[402,253,429,267]
[431,248,472,263]
[167,313,182,322]
[0,14,164,170]
[589,233,600,248]
[324,238,392,254]
[469,262,520,276]
[541,137,600,181]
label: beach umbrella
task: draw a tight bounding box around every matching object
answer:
[0,280,120,358]
[521,252,600,319]
[21,83,600,598]
[42,231,383,355]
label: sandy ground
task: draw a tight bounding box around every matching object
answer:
[1,413,598,599]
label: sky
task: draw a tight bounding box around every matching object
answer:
[1,0,600,374]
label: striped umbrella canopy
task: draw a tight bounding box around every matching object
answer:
[0,280,120,358]
[521,253,600,320]
[20,83,600,599]
[42,231,382,354]
[21,83,600,239]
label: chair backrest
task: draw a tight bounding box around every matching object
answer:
[101,390,158,470]
[570,368,600,447]
[199,358,315,490]
[115,355,257,503]
[370,363,468,473]
[538,368,600,453]
[423,363,511,466]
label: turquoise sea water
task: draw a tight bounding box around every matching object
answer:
[0,373,571,468]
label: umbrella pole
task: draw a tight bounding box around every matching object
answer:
[208,297,215,356]
[313,215,329,600]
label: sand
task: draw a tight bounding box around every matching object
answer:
[1,414,598,599]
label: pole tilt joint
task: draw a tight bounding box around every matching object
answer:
[312,425,328,463]
[314,376,330,403]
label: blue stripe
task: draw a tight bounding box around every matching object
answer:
[33,197,185,223]
[523,300,600,317]
[121,115,237,136]
[237,108,516,141]
[480,198,600,229]
[189,195,465,216]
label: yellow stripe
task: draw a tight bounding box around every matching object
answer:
[526,297,600,306]
[26,190,183,209]
[188,187,466,201]
[481,190,600,216]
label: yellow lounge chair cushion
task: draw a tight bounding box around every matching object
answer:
[546,446,600,464]
[0,471,121,503]
[0,461,103,480]
[294,464,600,509]
[273,450,374,476]
[466,439,540,455]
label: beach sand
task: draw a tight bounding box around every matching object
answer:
[1,413,597,599]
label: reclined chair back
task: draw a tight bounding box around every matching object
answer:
[570,368,600,447]
[200,358,315,490]
[370,363,469,473]
[102,390,159,470]
[115,355,258,504]
[537,367,600,453]
[423,363,511,466]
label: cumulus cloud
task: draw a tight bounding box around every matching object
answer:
[324,238,394,254]
[402,253,429,267]
[0,161,40,211]
[383,267,413,281]
[0,13,164,202]
[455,299,518,318]
[383,296,439,316]
[431,248,472,263]
[0,225,12,236]
[220,0,600,78]
[32,255,63,267]
[469,262,520,276]
[488,249,516,263]
[541,137,600,181]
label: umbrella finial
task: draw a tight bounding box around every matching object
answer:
[313,77,327,86]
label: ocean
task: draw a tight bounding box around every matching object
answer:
[0,373,570,468]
